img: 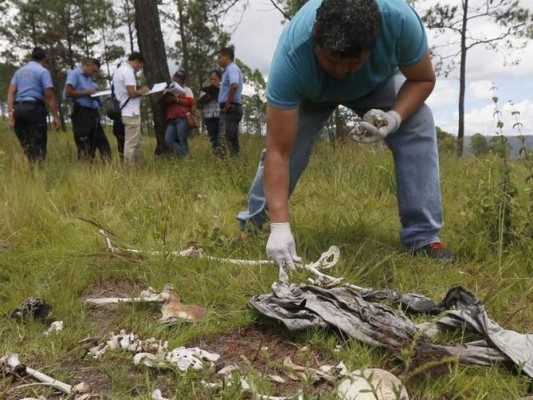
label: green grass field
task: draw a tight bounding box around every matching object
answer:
[1,122,532,399]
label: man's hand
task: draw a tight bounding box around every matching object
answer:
[52,117,61,131]
[86,88,98,96]
[266,222,302,271]
[222,102,233,113]
[8,111,15,128]
[352,109,402,144]
[137,86,150,96]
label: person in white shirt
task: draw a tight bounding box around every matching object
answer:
[111,52,149,165]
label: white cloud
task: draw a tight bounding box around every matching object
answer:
[427,80,457,109]
[468,80,494,101]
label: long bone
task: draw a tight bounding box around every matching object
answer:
[85,287,170,306]
[1,353,91,395]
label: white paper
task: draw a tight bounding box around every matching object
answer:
[146,82,168,95]
[167,82,185,96]
[91,89,111,97]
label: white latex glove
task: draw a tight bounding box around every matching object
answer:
[266,223,302,273]
[352,109,402,144]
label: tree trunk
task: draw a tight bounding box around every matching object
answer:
[457,0,468,157]
[133,0,172,155]
[177,0,190,72]
[124,0,136,53]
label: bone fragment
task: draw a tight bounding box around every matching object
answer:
[282,357,336,384]
[43,321,64,337]
[159,284,206,323]
[303,246,343,287]
[1,353,91,395]
[85,292,169,306]
[152,389,170,400]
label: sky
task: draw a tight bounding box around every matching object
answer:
[225,0,533,136]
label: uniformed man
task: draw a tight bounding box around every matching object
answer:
[64,58,111,160]
[7,47,60,163]
[217,46,243,156]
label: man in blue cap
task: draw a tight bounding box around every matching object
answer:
[64,58,112,160]
[7,47,60,163]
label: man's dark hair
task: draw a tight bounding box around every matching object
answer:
[173,69,186,82]
[128,52,144,63]
[31,47,47,62]
[218,46,235,61]
[209,69,222,80]
[82,58,101,68]
[314,0,380,59]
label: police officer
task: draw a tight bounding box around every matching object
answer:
[217,46,243,156]
[64,58,111,160]
[7,47,60,163]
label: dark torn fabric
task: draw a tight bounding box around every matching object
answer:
[359,288,444,315]
[8,297,52,322]
[250,284,533,378]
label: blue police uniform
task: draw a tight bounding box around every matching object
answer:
[218,62,244,156]
[10,61,54,162]
[63,66,111,160]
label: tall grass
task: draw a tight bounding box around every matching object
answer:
[1,122,532,399]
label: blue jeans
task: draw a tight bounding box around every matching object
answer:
[165,118,189,157]
[237,73,443,251]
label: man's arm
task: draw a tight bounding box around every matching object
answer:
[223,83,238,111]
[127,85,149,98]
[264,105,299,223]
[394,50,436,120]
[44,88,60,131]
[64,84,97,98]
[7,84,16,128]
[264,105,302,271]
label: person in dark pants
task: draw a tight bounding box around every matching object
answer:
[217,46,243,156]
[7,47,60,163]
[112,119,125,160]
[197,69,221,153]
[64,58,111,160]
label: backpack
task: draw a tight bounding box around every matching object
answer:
[105,82,130,121]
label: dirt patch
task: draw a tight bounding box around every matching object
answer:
[81,276,151,337]
[82,276,147,299]
[188,324,336,397]
[395,342,455,383]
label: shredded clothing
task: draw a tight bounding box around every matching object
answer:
[250,285,533,378]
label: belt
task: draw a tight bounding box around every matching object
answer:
[15,100,45,106]
[220,102,241,109]
[73,103,99,111]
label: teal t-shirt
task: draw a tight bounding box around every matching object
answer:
[266,0,428,109]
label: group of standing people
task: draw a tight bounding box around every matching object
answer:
[162,45,244,159]
[7,46,243,165]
